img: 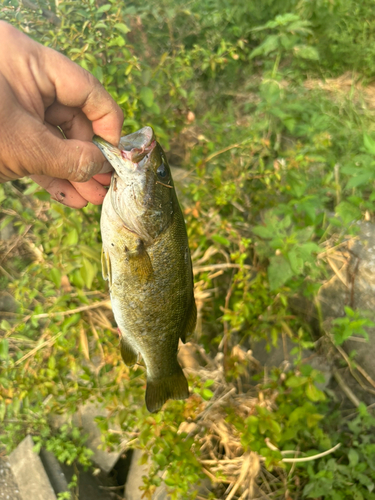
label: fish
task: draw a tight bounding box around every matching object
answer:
[93,127,196,413]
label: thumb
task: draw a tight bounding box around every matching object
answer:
[14,122,109,182]
[48,136,110,182]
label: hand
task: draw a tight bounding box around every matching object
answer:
[0,22,124,208]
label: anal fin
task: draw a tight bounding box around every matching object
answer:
[145,364,189,413]
[120,335,138,366]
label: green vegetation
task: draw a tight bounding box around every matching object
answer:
[2,0,375,498]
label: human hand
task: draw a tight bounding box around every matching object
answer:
[0,22,124,208]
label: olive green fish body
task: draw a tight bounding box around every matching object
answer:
[96,128,196,412]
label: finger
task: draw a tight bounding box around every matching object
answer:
[30,175,88,209]
[70,177,108,205]
[45,119,113,175]
[45,103,94,142]
[93,173,112,185]
[19,118,109,182]
[38,46,124,145]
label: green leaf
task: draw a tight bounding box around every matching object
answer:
[211,234,231,246]
[306,382,325,402]
[114,22,130,34]
[0,340,9,359]
[140,87,154,107]
[345,171,373,189]
[79,245,101,263]
[286,375,308,387]
[250,35,279,59]
[335,201,361,225]
[50,268,61,288]
[0,320,10,330]
[80,258,97,289]
[97,4,111,13]
[0,215,13,231]
[348,448,359,467]
[65,229,79,246]
[288,248,304,274]
[253,225,274,239]
[293,45,319,60]
[268,255,293,290]
[364,134,375,155]
[202,388,214,400]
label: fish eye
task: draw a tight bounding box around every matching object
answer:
[157,162,168,178]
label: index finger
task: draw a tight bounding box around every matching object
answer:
[39,44,124,145]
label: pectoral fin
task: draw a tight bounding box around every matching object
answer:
[120,335,138,366]
[180,296,197,343]
[101,248,112,286]
[125,239,153,281]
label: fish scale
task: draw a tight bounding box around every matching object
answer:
[93,127,196,412]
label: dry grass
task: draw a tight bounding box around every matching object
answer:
[304,71,375,109]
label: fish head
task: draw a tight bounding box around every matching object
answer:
[93,127,175,244]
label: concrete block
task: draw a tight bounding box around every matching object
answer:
[0,456,22,500]
[9,435,56,500]
[124,449,167,500]
[50,402,122,474]
[73,402,121,474]
[40,449,70,495]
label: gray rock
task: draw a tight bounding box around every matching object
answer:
[124,449,167,500]
[0,455,22,500]
[251,337,332,390]
[40,449,70,495]
[123,449,212,500]
[0,291,18,313]
[50,402,121,474]
[0,221,16,241]
[319,222,375,382]
[9,435,56,500]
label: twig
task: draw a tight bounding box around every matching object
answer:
[201,467,219,483]
[335,342,375,391]
[0,222,33,264]
[226,453,251,500]
[14,331,63,366]
[98,485,125,491]
[20,0,61,26]
[333,369,361,407]
[326,257,348,287]
[0,264,14,281]
[30,300,112,320]
[317,239,357,259]
[193,263,252,275]
[200,144,241,167]
[282,443,341,463]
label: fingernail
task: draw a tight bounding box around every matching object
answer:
[99,160,113,174]
[51,192,66,205]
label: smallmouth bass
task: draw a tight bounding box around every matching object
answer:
[93,127,196,413]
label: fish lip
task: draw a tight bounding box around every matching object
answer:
[120,140,156,165]
[93,130,156,175]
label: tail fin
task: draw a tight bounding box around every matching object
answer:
[145,365,189,413]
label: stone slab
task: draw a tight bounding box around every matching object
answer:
[40,449,70,495]
[9,435,56,500]
[50,402,122,474]
[124,449,167,500]
[0,455,22,500]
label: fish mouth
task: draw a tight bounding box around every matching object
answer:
[93,126,156,175]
